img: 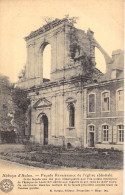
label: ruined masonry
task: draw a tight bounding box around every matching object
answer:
[17,18,124,149]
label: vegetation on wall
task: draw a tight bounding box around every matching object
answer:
[64,15,79,25]
[69,27,94,76]
[42,15,79,26]
[69,28,79,59]
[80,54,95,76]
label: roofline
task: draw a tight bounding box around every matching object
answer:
[85,78,124,89]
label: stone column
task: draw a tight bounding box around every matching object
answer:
[64,25,71,67]
[25,44,29,79]
[59,94,64,136]
[75,91,82,138]
[83,88,87,147]
[50,96,56,137]
[38,51,43,83]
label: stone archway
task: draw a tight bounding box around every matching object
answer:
[40,114,48,145]
[91,38,112,72]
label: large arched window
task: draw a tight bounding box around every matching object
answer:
[69,103,75,127]
[43,44,51,80]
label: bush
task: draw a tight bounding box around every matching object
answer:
[31,156,37,161]
[24,141,40,152]
[0,130,16,143]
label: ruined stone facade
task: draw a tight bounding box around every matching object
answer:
[17,18,124,150]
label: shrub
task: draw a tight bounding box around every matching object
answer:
[0,130,16,143]
[31,156,37,161]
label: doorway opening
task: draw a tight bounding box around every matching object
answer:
[88,125,95,147]
[40,114,48,145]
[89,132,94,147]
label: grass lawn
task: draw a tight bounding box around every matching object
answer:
[0,144,123,169]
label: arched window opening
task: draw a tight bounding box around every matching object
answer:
[67,142,72,148]
[101,91,110,112]
[89,125,95,132]
[88,93,96,113]
[95,48,106,73]
[43,44,51,81]
[40,113,48,145]
[69,103,75,127]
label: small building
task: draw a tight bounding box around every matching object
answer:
[17,18,124,150]
[86,51,124,150]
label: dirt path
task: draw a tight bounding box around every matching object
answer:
[0,144,24,153]
[0,158,44,171]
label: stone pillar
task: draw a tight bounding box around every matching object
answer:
[50,96,56,137]
[30,108,40,143]
[25,105,31,136]
[55,94,64,138]
[38,51,43,83]
[64,98,68,137]
[25,44,29,79]
[75,91,82,138]
[83,88,87,147]
[51,33,57,74]
[64,25,71,67]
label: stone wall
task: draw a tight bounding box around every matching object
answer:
[17,19,97,89]
[28,77,86,147]
[16,18,124,150]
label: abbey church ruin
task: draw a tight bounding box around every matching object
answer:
[17,18,124,149]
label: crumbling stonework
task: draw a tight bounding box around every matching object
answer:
[17,18,112,89]
[17,18,124,150]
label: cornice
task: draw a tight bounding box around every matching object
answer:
[85,78,124,89]
[25,76,89,93]
[24,18,68,41]
[25,77,124,96]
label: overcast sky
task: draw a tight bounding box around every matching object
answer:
[0,0,124,82]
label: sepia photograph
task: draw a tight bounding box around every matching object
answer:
[0,0,124,194]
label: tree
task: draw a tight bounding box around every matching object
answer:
[12,87,30,136]
[0,74,13,132]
